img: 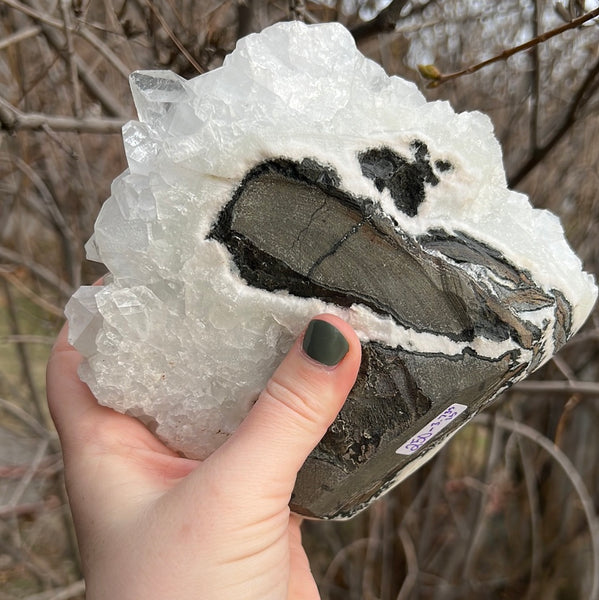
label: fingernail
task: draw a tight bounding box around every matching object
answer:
[302,319,349,367]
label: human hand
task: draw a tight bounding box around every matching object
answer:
[46,315,361,600]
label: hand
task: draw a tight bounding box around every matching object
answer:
[46,315,361,600]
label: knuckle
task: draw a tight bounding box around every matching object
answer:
[260,375,325,433]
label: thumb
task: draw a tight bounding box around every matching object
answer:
[214,315,361,500]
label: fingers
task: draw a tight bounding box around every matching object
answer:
[46,322,103,446]
[213,314,361,500]
[47,321,179,464]
[46,276,106,445]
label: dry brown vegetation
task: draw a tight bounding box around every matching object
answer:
[1,1,598,598]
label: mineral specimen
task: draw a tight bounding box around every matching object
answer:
[65,21,597,519]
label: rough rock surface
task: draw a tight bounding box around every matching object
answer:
[65,21,597,519]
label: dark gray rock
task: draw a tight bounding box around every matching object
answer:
[210,151,569,519]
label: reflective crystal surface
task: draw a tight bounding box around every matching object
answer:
[66,21,597,519]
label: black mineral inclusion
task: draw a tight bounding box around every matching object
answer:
[358,141,446,217]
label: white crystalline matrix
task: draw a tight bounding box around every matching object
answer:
[66,21,597,463]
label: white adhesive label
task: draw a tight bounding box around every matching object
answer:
[396,403,468,455]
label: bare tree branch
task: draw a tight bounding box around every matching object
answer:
[0,245,74,297]
[22,580,86,600]
[4,151,82,287]
[59,0,82,117]
[0,100,126,133]
[143,0,205,74]
[513,379,599,395]
[1,279,45,424]
[351,0,411,41]
[530,0,541,152]
[419,7,599,87]
[1,0,133,78]
[0,269,65,317]
[4,0,131,117]
[475,413,599,600]
[0,25,41,50]
[509,53,599,186]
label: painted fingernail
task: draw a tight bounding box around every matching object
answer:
[302,319,349,367]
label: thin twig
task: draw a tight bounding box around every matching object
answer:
[13,0,130,117]
[509,404,543,600]
[476,414,599,600]
[0,25,41,50]
[513,380,599,395]
[362,501,383,600]
[1,0,132,79]
[0,270,64,317]
[396,525,418,600]
[59,0,82,117]
[0,398,54,440]
[0,454,62,478]
[509,52,599,186]
[1,279,46,424]
[0,245,73,297]
[7,439,49,509]
[0,105,126,133]
[2,151,81,288]
[530,0,541,152]
[551,355,577,383]
[22,580,86,600]
[462,415,505,587]
[143,0,205,74]
[380,496,395,600]
[350,0,411,41]
[0,334,56,344]
[321,538,370,599]
[0,500,54,518]
[419,7,599,87]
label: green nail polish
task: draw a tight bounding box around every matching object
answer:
[302,319,349,366]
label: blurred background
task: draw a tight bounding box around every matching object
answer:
[1,1,598,598]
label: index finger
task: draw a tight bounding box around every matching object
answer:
[46,321,108,448]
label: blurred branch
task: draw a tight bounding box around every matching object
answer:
[59,0,82,117]
[143,0,205,73]
[396,525,418,600]
[0,499,55,518]
[1,0,132,79]
[0,100,126,133]
[509,403,542,599]
[0,25,41,50]
[322,538,370,597]
[3,151,82,287]
[0,398,54,439]
[529,0,541,152]
[476,413,599,600]
[418,7,599,87]
[0,245,73,297]
[0,334,56,344]
[0,269,64,317]
[1,280,46,424]
[4,0,131,117]
[509,53,599,186]
[350,0,411,41]
[22,580,86,600]
[514,379,599,395]
[6,439,49,510]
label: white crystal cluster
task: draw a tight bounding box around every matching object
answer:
[66,21,597,459]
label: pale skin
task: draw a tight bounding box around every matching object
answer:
[46,314,361,600]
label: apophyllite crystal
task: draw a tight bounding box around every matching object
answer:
[66,21,597,519]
